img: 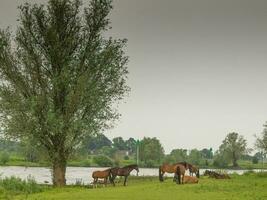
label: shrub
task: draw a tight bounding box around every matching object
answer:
[0,152,10,165]
[82,159,91,167]
[124,155,129,160]
[93,155,113,167]
[0,176,42,194]
[213,154,228,168]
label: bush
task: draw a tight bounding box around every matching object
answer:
[213,155,228,168]
[93,155,113,167]
[0,176,42,194]
[124,155,129,160]
[81,159,91,167]
[0,152,10,165]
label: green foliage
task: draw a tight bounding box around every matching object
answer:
[93,155,113,167]
[125,138,136,154]
[139,137,164,166]
[98,146,117,158]
[164,149,187,163]
[0,151,10,165]
[0,176,43,194]
[0,0,129,186]
[255,123,267,153]
[81,134,112,154]
[213,151,229,168]
[218,132,248,167]
[112,137,127,151]
[252,156,259,164]
[200,148,213,159]
[124,155,129,160]
[188,149,203,165]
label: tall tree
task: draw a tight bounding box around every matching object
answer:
[255,123,267,153]
[139,137,164,165]
[125,137,136,154]
[219,132,248,167]
[0,0,129,186]
[112,137,127,150]
[81,133,112,153]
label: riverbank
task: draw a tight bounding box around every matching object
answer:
[2,172,266,200]
[1,156,267,170]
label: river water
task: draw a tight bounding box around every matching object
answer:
[0,166,265,185]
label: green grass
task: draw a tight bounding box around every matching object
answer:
[8,173,267,200]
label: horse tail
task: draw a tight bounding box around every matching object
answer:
[176,166,181,184]
[159,166,163,182]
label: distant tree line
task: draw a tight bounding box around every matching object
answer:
[1,127,267,168]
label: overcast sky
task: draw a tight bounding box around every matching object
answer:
[1,0,267,153]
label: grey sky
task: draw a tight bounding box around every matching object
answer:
[1,0,267,153]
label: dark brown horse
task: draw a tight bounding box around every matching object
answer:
[188,163,200,178]
[92,168,112,187]
[110,164,139,186]
[159,162,189,184]
[204,170,230,179]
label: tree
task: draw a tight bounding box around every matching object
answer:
[139,137,164,166]
[0,0,129,186]
[219,132,248,167]
[200,148,213,159]
[125,137,136,154]
[81,133,112,153]
[255,123,267,153]
[112,137,127,150]
[164,149,187,163]
[188,149,203,165]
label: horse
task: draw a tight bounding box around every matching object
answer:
[188,163,200,178]
[203,170,230,179]
[109,164,139,186]
[183,175,199,184]
[159,162,189,184]
[92,168,112,187]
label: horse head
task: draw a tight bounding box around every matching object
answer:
[133,164,139,173]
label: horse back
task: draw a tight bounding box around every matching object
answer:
[92,169,110,178]
[184,176,198,184]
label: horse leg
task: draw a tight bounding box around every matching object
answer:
[124,176,128,186]
[161,172,165,182]
[104,178,107,187]
[110,174,115,186]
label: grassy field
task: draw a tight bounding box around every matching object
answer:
[2,173,265,200]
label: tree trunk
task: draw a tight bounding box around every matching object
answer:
[232,152,238,167]
[52,159,67,186]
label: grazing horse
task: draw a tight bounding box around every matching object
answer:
[159,162,189,184]
[188,163,200,178]
[92,168,112,187]
[110,164,139,186]
[183,175,199,184]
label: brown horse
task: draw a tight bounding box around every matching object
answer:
[188,163,200,178]
[159,162,189,184]
[204,170,231,179]
[110,164,139,186]
[92,168,111,187]
[183,175,199,184]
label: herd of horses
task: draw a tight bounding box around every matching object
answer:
[91,162,230,187]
